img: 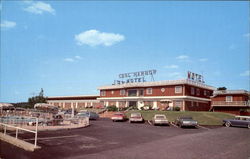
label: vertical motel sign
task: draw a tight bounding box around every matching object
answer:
[187,71,205,83]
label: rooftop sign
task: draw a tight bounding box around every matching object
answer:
[113,70,157,85]
[187,71,205,83]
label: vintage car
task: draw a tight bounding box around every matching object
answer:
[111,112,127,122]
[223,116,250,129]
[152,114,169,126]
[76,111,99,120]
[129,112,144,123]
[175,116,198,128]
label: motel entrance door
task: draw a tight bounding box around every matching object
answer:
[128,101,137,107]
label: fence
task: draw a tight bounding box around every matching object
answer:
[0,117,38,148]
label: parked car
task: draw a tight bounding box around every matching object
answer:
[223,116,250,129]
[152,114,169,126]
[111,112,127,122]
[129,112,144,123]
[76,111,99,120]
[175,116,198,128]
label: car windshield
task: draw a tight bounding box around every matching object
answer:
[155,115,166,119]
[131,113,141,117]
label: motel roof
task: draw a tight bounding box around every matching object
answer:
[98,79,216,90]
[213,90,250,96]
[47,95,99,100]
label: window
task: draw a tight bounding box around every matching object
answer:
[146,88,152,95]
[226,96,233,102]
[196,88,200,96]
[128,90,137,96]
[175,86,182,94]
[139,89,144,96]
[120,89,126,96]
[175,101,182,107]
[100,90,106,96]
[191,87,195,95]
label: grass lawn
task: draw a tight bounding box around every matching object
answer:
[125,110,235,125]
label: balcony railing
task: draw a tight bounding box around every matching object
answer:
[211,101,250,107]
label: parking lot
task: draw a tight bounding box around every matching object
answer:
[1,118,250,159]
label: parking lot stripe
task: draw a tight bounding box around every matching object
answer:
[197,125,210,130]
[170,122,179,128]
[23,135,79,141]
[147,120,152,125]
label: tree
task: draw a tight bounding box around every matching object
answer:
[27,88,47,108]
[217,87,227,90]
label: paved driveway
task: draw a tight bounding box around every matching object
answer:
[1,118,249,159]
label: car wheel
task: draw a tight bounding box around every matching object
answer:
[248,124,250,129]
[225,122,231,127]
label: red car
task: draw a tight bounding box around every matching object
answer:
[111,112,127,122]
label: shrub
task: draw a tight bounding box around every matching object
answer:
[106,105,118,112]
[173,106,180,111]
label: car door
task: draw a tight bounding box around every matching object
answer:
[230,118,240,126]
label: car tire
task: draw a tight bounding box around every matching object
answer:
[225,122,231,127]
[248,124,250,129]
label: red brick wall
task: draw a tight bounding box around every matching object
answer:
[185,85,212,99]
[101,84,213,98]
[212,94,249,101]
[185,101,210,111]
[213,107,241,115]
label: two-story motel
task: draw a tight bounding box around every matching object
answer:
[97,79,215,111]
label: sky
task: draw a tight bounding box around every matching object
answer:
[0,1,249,103]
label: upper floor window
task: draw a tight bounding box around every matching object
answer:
[196,88,200,96]
[204,90,208,96]
[128,90,137,97]
[120,89,126,96]
[146,88,152,95]
[226,96,233,102]
[191,87,195,95]
[100,90,106,96]
[175,86,182,94]
[139,89,144,96]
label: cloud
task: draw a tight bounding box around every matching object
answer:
[199,58,208,62]
[0,20,16,29]
[243,33,250,38]
[24,1,55,15]
[240,70,249,77]
[164,65,179,69]
[176,55,189,60]
[63,56,82,62]
[75,29,125,47]
[63,58,75,62]
[75,56,82,60]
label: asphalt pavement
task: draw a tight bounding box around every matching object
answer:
[1,118,249,159]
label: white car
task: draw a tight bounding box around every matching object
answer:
[152,114,169,126]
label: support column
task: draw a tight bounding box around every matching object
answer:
[153,101,157,109]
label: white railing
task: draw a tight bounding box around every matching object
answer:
[0,117,38,148]
[211,101,249,106]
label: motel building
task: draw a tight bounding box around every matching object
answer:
[47,95,100,110]
[211,90,250,115]
[97,79,215,111]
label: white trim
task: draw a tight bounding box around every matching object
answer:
[98,79,216,90]
[48,100,99,103]
[97,96,211,101]
[47,95,99,98]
